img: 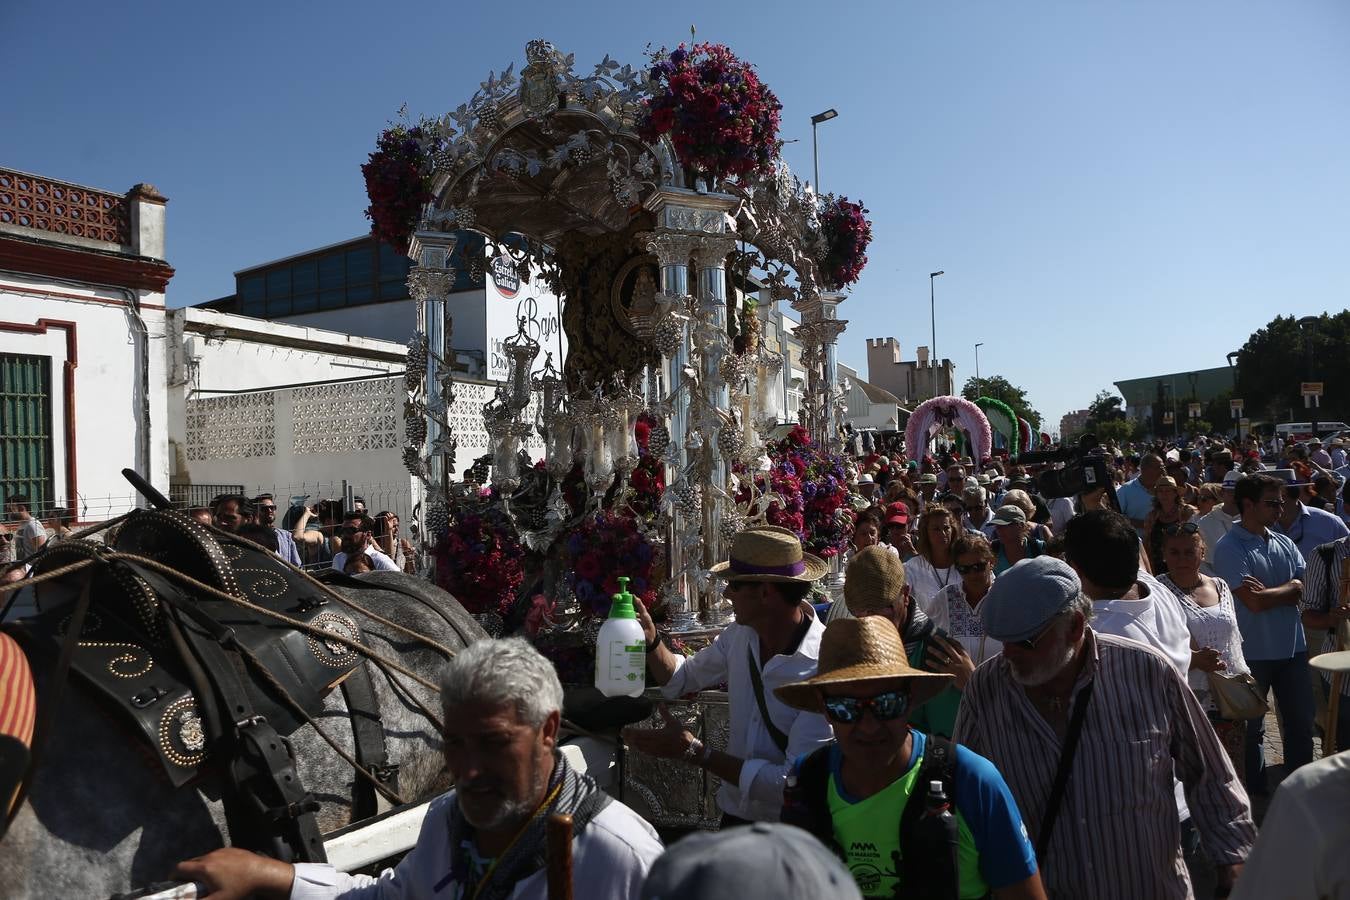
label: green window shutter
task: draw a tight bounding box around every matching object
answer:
[0,354,54,515]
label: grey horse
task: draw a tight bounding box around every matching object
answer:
[0,571,485,899]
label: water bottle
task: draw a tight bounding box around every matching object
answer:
[595,576,646,697]
[904,779,961,900]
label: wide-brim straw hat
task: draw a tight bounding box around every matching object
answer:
[776,617,952,713]
[709,525,828,583]
[844,545,906,614]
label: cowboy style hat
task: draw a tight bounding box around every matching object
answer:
[709,525,828,583]
[775,617,951,713]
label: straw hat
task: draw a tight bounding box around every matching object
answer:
[709,525,828,583]
[775,617,952,713]
[1153,475,1179,492]
[844,545,906,614]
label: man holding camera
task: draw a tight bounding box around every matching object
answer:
[332,513,399,573]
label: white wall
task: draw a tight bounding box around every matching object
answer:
[276,299,419,345]
[0,272,169,520]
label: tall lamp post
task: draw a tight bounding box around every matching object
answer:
[929,270,944,392]
[975,342,984,397]
[810,109,838,192]
[1299,316,1320,439]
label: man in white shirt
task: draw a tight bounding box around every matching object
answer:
[332,514,399,572]
[1331,438,1347,470]
[175,638,663,899]
[1195,470,1242,575]
[625,526,833,824]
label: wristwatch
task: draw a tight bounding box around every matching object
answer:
[645,632,663,653]
[683,738,708,764]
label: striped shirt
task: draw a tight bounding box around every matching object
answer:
[1299,535,1350,698]
[953,630,1255,900]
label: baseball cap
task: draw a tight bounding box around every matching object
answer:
[990,505,1027,526]
[980,556,1083,643]
[917,473,938,485]
[642,823,863,900]
[1221,470,1241,488]
[885,501,910,526]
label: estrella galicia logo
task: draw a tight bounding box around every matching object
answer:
[490,255,520,299]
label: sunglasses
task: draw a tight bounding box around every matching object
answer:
[1162,522,1200,536]
[1011,614,1068,651]
[257,504,277,511]
[956,561,989,574]
[821,689,910,724]
[1261,498,1286,509]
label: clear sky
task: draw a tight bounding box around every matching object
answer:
[5,0,1348,431]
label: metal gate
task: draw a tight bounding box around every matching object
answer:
[0,353,54,515]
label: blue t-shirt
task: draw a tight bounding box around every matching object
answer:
[792,730,1037,895]
[1213,525,1307,660]
[1116,478,1153,529]
[1275,502,1350,561]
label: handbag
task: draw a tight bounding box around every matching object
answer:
[1206,670,1269,721]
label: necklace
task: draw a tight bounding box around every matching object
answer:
[930,557,954,588]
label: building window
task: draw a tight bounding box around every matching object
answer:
[240,275,265,317]
[0,353,54,516]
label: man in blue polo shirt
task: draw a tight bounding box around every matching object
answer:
[1272,469,1349,558]
[1117,452,1164,535]
[1213,472,1312,794]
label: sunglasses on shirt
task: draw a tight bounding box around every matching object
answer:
[820,689,910,724]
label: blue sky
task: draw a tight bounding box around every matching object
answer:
[5,0,1348,431]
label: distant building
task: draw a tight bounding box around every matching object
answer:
[1114,366,1233,433]
[839,363,904,432]
[864,336,955,406]
[1059,409,1091,440]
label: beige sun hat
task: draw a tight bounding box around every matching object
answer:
[708,525,828,583]
[844,545,905,615]
[775,617,952,713]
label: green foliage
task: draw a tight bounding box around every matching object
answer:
[1190,419,1213,436]
[1086,389,1125,428]
[961,375,1042,431]
[1236,312,1350,423]
[1095,418,1135,445]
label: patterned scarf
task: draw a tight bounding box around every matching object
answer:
[444,750,610,900]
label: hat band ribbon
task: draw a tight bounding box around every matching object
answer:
[730,558,806,577]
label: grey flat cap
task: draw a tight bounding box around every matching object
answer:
[642,823,862,900]
[980,556,1082,643]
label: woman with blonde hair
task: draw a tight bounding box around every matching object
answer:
[1000,488,1053,543]
[903,504,959,618]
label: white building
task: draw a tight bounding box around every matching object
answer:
[0,167,173,521]
[839,363,904,432]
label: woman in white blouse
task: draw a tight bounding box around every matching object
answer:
[928,532,1002,667]
[903,504,959,619]
[1157,521,1250,779]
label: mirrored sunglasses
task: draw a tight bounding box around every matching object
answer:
[820,689,910,724]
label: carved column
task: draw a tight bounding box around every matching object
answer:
[792,290,848,452]
[407,230,458,536]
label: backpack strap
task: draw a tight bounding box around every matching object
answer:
[1318,542,1339,612]
[781,744,837,854]
[898,734,961,900]
[746,645,790,755]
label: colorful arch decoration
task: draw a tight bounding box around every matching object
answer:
[975,397,1019,459]
[905,396,992,465]
[1017,417,1034,455]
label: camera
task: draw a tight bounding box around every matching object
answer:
[1019,434,1121,512]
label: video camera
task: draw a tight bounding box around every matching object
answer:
[1018,434,1121,512]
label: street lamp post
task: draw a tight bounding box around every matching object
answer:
[929,270,944,391]
[810,109,838,192]
[1299,316,1320,439]
[975,342,984,396]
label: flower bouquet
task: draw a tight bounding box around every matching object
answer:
[361,125,432,253]
[432,500,524,619]
[819,195,873,289]
[735,425,851,559]
[559,510,662,618]
[638,43,782,183]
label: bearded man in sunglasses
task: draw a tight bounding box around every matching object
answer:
[778,617,1045,900]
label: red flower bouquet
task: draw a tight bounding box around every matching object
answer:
[560,511,661,618]
[433,501,524,617]
[820,196,873,289]
[735,426,851,559]
[362,125,432,253]
[638,43,782,183]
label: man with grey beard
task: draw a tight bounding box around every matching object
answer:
[953,557,1255,900]
[175,638,662,899]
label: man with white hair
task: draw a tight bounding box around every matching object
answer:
[175,638,663,899]
[954,556,1255,899]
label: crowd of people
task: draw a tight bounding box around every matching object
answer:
[172,429,1350,900]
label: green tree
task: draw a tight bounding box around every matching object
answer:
[962,375,1042,431]
[1095,418,1135,446]
[1084,389,1125,430]
[1190,419,1213,437]
[1235,312,1350,424]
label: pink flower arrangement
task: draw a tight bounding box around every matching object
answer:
[820,196,873,289]
[735,426,851,559]
[560,511,661,618]
[638,43,782,182]
[432,502,524,617]
[361,125,432,253]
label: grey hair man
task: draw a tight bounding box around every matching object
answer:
[954,556,1255,899]
[176,638,662,900]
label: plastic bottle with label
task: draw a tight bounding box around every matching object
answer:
[595,576,646,698]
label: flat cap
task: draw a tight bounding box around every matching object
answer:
[980,556,1082,643]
